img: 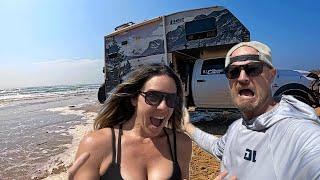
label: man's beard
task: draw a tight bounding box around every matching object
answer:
[231,91,269,116]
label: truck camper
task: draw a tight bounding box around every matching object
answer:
[98,6,319,120]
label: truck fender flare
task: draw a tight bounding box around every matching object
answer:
[273,83,318,106]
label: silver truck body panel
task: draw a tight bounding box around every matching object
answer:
[192,58,233,108]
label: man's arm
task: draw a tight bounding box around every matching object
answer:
[183,107,227,159]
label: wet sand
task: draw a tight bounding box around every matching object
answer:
[41,104,99,180]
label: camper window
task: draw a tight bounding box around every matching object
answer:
[185,17,217,41]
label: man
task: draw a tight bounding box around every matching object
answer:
[184,41,320,179]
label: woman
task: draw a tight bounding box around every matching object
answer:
[74,64,192,180]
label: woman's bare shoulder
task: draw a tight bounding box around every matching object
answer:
[164,128,191,145]
[77,128,113,154]
[74,128,114,179]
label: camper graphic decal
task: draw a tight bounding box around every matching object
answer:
[104,19,165,92]
[166,8,250,52]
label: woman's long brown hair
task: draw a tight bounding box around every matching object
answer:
[94,63,184,130]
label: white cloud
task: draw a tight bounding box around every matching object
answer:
[0,58,105,89]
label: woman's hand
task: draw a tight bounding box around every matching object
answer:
[68,152,90,180]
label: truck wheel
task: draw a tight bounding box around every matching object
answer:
[274,83,317,107]
[98,83,106,104]
[289,93,312,105]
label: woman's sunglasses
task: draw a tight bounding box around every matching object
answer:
[225,62,265,79]
[139,91,178,108]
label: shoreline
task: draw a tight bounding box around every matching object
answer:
[40,103,100,180]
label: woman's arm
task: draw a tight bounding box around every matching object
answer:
[74,129,111,180]
[68,152,90,180]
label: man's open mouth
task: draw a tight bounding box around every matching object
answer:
[238,88,255,97]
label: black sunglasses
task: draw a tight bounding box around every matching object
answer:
[225,62,265,79]
[139,91,178,108]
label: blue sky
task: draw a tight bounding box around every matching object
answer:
[0,0,319,88]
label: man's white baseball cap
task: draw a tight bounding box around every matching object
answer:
[225,41,273,68]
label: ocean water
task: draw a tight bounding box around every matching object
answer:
[0,84,100,179]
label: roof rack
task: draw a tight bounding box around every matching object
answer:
[115,22,135,31]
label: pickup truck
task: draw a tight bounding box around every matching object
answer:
[98,6,320,115]
[191,58,319,109]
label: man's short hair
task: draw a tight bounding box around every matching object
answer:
[225,41,273,68]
